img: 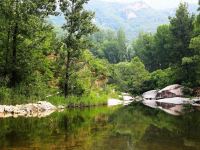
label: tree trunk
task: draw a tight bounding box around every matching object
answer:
[64,51,71,98]
[11,22,18,87]
[4,25,11,77]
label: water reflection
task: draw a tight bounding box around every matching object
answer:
[0,103,200,150]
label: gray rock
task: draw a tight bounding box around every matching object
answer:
[25,104,38,114]
[4,106,14,113]
[156,84,185,99]
[0,101,57,118]
[142,90,158,100]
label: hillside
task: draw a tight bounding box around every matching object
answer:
[49,0,198,39]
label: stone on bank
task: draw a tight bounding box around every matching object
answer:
[0,101,59,118]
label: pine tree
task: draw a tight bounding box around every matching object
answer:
[117,28,127,61]
[169,3,194,64]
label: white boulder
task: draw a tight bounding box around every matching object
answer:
[108,99,123,106]
[156,97,191,105]
[142,100,157,108]
[142,90,158,100]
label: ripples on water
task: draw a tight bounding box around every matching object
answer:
[0,103,200,150]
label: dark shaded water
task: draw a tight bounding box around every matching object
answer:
[1,103,200,150]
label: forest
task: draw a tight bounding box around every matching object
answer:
[0,0,200,106]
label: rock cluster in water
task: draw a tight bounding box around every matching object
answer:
[142,84,200,115]
[0,101,63,118]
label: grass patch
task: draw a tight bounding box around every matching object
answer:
[47,86,119,106]
[47,93,108,106]
[0,85,119,106]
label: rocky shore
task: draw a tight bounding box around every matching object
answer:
[0,101,64,118]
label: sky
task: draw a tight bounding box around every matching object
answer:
[99,0,199,9]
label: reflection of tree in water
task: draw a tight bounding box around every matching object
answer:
[0,107,115,149]
[0,104,200,149]
[136,125,184,150]
[103,102,200,150]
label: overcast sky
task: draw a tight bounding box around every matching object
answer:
[99,0,198,9]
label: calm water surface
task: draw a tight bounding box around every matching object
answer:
[0,103,200,150]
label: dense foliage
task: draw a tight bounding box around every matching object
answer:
[0,0,58,103]
[0,1,199,104]
[132,3,199,89]
[90,2,200,94]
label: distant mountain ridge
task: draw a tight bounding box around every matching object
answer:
[49,0,198,39]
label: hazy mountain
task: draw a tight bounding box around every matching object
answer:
[49,0,198,39]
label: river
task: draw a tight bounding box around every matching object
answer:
[0,103,200,150]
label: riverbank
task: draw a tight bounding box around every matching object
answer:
[0,91,118,118]
[0,92,136,118]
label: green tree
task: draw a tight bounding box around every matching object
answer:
[165,3,195,86]
[143,68,175,91]
[0,0,57,87]
[132,32,157,71]
[184,1,200,86]
[59,0,97,97]
[90,29,116,58]
[117,28,128,61]
[90,28,133,64]
[102,41,120,64]
[114,57,150,94]
[169,3,194,64]
[154,25,173,69]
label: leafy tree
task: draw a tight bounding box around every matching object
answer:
[59,0,97,97]
[172,2,200,87]
[80,50,109,92]
[117,28,128,61]
[0,0,57,87]
[132,32,157,71]
[143,68,175,91]
[113,57,150,94]
[169,3,194,64]
[90,29,116,59]
[102,41,120,64]
[90,28,132,64]
[154,25,173,69]
[183,1,200,86]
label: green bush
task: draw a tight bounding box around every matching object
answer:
[0,87,11,103]
[113,57,150,94]
[182,87,194,97]
[142,68,175,92]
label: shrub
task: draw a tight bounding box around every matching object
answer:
[0,87,11,103]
